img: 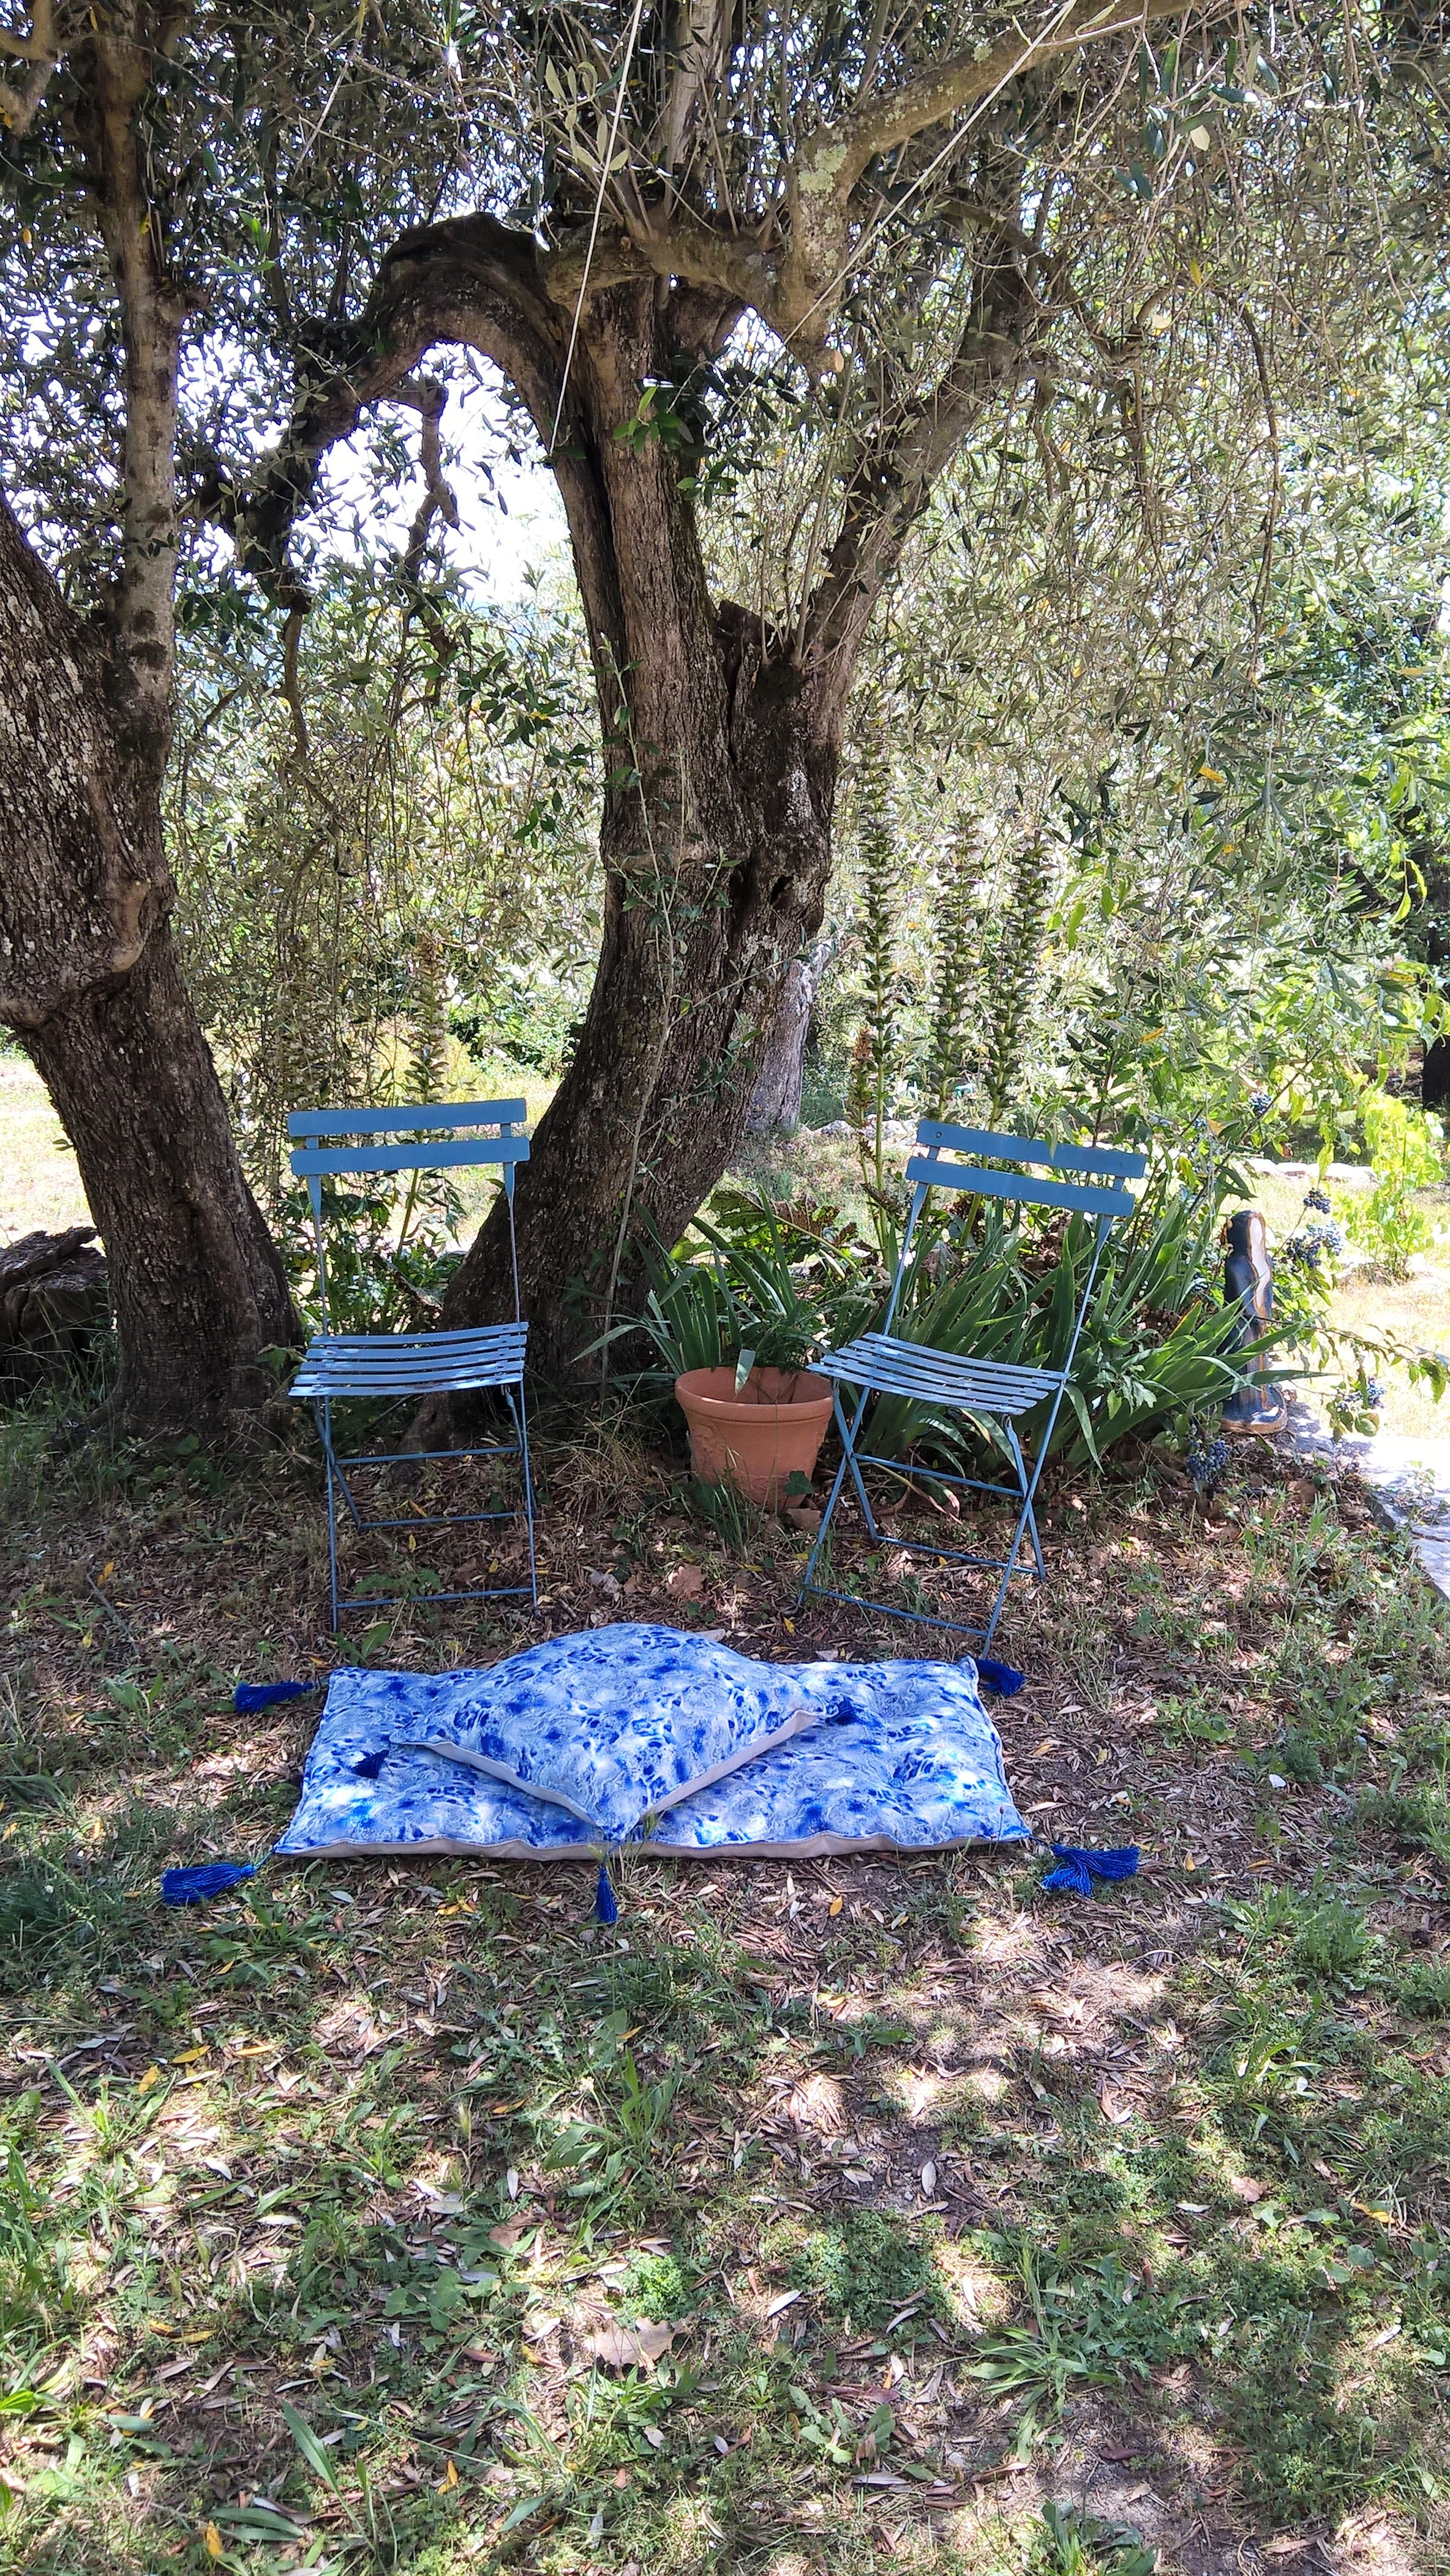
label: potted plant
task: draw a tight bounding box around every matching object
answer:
[674,1339,835,1507]
[605,1205,852,1505]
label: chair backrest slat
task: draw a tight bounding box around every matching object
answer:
[291,1137,530,1181]
[285,1099,532,1334]
[878,1115,1145,1371]
[287,1098,526,1142]
[287,1099,529,1183]
[914,1120,1146,1181]
[904,1154,1134,1222]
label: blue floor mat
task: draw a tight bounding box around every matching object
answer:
[276,1622,1029,1862]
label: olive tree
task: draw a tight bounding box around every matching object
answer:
[0,1,1430,1417]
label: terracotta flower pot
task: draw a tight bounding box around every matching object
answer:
[674,1364,834,1507]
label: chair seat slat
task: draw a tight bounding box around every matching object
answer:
[820,1335,1061,1410]
[820,1369,1050,1411]
[827,1332,1057,1390]
[312,1327,527,1350]
[290,1323,528,1398]
[292,1365,525,1396]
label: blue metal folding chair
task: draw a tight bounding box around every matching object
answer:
[797,1121,1147,1649]
[285,1099,536,1630]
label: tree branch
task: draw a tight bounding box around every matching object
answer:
[778,0,1236,354]
[393,372,460,587]
[0,0,59,133]
[219,211,629,714]
[70,21,191,768]
[803,236,1040,695]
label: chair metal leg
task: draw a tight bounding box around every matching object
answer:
[1005,1423,1047,1581]
[797,1379,1061,1653]
[320,1398,341,1636]
[840,1390,883,1541]
[977,1434,1029,1649]
[503,1379,539,1609]
[310,1377,539,1627]
[797,1387,872,1606]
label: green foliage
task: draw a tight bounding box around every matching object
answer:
[1290,1898,1373,1988]
[1032,2501,1158,2576]
[789,2211,942,2332]
[616,1150,1280,1469]
[966,2238,1175,2432]
[1399,1955,1450,2016]
[171,571,598,1213]
[985,833,1056,1128]
[279,1180,462,1340]
[870,1156,1255,1472]
[926,814,987,1117]
[605,1187,874,1389]
[1340,1089,1445,1277]
[852,727,901,1194]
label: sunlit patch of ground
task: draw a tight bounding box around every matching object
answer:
[2,1382,1450,2572]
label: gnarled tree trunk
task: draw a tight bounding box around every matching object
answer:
[413,283,851,1372]
[0,495,296,1427]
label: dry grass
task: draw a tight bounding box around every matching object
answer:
[2,1379,1450,2575]
[0,1052,87,1238]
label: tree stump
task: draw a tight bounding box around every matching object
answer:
[0,1225,110,1382]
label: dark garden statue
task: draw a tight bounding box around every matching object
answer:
[1222,1210,1287,1434]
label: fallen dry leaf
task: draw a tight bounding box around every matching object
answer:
[1229,2174,1265,2203]
[782,1504,821,1536]
[783,2072,844,2133]
[665,1562,706,1599]
[1099,2086,1136,2126]
[588,2320,675,2369]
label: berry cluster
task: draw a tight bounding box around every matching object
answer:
[1282,1215,1344,1270]
[1185,1432,1230,1492]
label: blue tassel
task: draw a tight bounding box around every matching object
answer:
[595,1864,618,1926]
[161,1861,257,1907]
[234,1680,315,1713]
[1042,1851,1094,1895]
[975,1657,1025,1696]
[1042,1842,1140,1898]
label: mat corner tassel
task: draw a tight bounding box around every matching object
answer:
[974,1656,1025,1696]
[161,1860,257,1906]
[1041,1842,1140,1898]
[594,1863,619,1925]
[233,1679,315,1713]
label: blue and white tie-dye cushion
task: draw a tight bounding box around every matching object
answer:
[274,1623,1027,1862]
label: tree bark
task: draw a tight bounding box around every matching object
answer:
[394,249,1032,1381]
[408,283,846,1374]
[0,494,296,1427]
[746,930,837,1135]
